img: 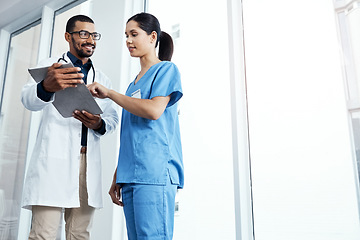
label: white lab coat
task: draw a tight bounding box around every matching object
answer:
[21,54,119,210]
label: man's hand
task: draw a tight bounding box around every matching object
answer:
[73,110,102,129]
[42,63,84,92]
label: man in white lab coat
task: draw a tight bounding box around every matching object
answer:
[21,15,118,239]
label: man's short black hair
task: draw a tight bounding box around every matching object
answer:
[66,15,94,33]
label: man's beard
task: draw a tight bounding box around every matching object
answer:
[72,37,95,58]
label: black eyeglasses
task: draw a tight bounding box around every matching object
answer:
[68,30,101,40]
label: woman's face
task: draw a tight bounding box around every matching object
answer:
[125,20,156,58]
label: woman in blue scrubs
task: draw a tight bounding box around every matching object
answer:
[88,13,184,240]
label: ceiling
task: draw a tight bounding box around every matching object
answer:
[0,0,53,30]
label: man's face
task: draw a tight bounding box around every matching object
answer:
[66,21,97,59]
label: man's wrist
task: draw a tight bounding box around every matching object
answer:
[93,119,106,135]
[37,80,54,102]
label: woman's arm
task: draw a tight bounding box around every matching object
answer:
[88,82,170,120]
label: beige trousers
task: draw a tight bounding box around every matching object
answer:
[28,153,95,240]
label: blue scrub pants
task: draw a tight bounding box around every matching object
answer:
[121,176,178,240]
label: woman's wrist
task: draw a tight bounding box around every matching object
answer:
[108,89,115,99]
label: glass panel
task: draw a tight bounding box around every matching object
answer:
[0,23,40,240]
[244,1,360,239]
[51,1,91,58]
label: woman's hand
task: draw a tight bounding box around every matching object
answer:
[109,168,123,206]
[87,82,110,99]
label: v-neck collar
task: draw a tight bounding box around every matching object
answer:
[134,61,163,86]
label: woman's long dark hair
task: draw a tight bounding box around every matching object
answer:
[127,13,174,61]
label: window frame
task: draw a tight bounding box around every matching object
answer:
[334,0,360,217]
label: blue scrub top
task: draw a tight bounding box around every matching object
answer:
[116,61,184,188]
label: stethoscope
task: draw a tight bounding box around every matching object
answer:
[57,53,95,83]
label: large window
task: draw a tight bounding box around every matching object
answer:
[244,0,360,239]
[0,21,41,240]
